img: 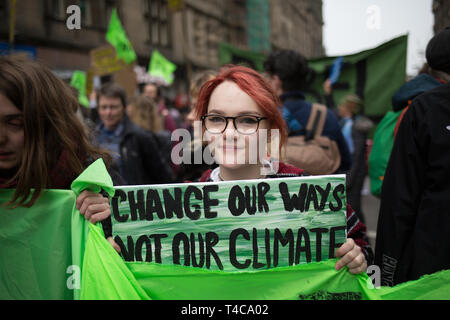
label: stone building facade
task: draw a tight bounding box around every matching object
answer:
[269,0,324,58]
[0,0,324,88]
[433,0,450,34]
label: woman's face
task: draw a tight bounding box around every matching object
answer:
[205,81,269,170]
[0,93,24,170]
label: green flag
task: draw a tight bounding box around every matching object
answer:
[218,42,266,71]
[218,35,407,122]
[307,35,408,120]
[106,8,137,64]
[148,50,177,85]
[70,70,89,108]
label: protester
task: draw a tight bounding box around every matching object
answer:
[187,70,218,128]
[368,63,444,198]
[175,70,219,182]
[142,82,179,132]
[336,94,373,224]
[322,78,339,117]
[127,95,165,133]
[95,83,174,185]
[0,56,119,249]
[193,65,373,274]
[127,95,174,178]
[375,26,450,285]
[263,50,352,174]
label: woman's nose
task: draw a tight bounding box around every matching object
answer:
[223,118,238,138]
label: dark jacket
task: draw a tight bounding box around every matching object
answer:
[107,116,174,185]
[280,91,352,173]
[375,82,450,285]
[391,74,443,112]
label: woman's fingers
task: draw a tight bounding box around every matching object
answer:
[76,191,110,223]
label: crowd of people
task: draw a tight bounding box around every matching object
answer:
[1,26,449,286]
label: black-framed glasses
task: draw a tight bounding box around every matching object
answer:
[201,114,267,135]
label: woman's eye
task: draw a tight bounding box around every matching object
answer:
[209,116,224,123]
[239,117,258,124]
[8,120,24,128]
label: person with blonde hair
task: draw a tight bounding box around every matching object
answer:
[127,95,164,133]
[127,95,174,179]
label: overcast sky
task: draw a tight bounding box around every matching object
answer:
[323,0,434,76]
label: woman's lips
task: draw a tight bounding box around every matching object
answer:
[0,152,13,160]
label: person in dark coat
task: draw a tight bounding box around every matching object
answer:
[264,50,352,173]
[374,26,450,286]
[95,83,174,185]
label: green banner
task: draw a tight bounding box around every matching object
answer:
[106,8,137,64]
[218,42,267,72]
[70,70,89,108]
[111,175,347,271]
[307,35,407,119]
[148,50,177,85]
[2,161,450,300]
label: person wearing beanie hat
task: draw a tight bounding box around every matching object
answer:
[426,26,450,73]
[425,26,450,82]
[375,28,450,286]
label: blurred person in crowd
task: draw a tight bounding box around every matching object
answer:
[127,95,175,179]
[322,78,339,117]
[95,83,174,185]
[263,50,352,173]
[187,70,218,129]
[193,65,373,273]
[375,26,450,286]
[337,94,373,224]
[175,70,218,182]
[142,82,179,132]
[0,56,120,250]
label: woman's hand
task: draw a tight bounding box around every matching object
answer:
[107,236,121,253]
[76,190,111,224]
[335,238,367,274]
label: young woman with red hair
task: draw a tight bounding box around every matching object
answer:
[194,65,373,274]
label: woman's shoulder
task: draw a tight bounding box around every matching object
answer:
[268,162,305,178]
[198,169,214,182]
[197,163,304,183]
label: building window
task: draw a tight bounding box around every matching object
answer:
[145,0,171,47]
[79,0,92,27]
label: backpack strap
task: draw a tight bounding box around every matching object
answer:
[305,103,327,140]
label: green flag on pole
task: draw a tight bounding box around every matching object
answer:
[148,50,177,85]
[70,70,89,108]
[106,8,137,64]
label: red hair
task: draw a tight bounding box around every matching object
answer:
[194,65,287,151]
